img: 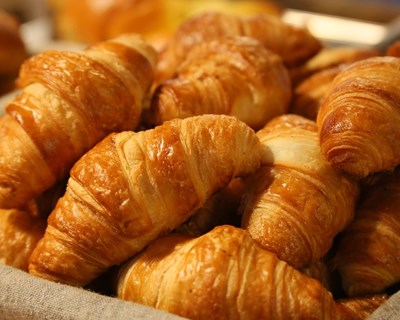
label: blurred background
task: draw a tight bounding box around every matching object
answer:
[1,0,400,96]
[2,0,400,51]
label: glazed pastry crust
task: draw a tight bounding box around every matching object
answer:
[117,225,339,320]
[0,34,156,209]
[241,114,358,269]
[317,56,400,178]
[28,115,261,286]
[148,36,291,129]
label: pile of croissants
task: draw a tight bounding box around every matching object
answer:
[1,10,400,320]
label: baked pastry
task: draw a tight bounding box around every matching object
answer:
[333,168,400,297]
[146,36,291,130]
[49,0,166,45]
[117,225,340,320]
[317,56,400,178]
[240,114,359,269]
[48,0,282,45]
[0,207,46,271]
[290,46,380,86]
[28,114,262,286]
[290,47,381,120]
[0,34,156,209]
[0,10,28,95]
[157,11,321,84]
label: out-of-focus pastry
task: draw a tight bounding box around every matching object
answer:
[47,0,282,46]
[290,65,344,120]
[290,46,380,86]
[0,207,46,271]
[386,40,400,57]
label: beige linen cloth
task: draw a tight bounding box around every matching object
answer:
[0,264,185,320]
[1,263,399,319]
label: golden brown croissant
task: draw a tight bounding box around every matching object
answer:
[146,36,291,129]
[117,225,340,320]
[0,34,156,209]
[316,56,400,179]
[336,294,389,320]
[0,207,46,271]
[28,114,262,286]
[157,11,321,84]
[49,0,282,45]
[332,168,400,297]
[240,114,359,269]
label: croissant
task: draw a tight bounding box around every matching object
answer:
[332,168,400,297]
[316,56,400,179]
[336,294,389,320]
[240,114,359,269]
[156,11,321,84]
[28,114,262,286]
[0,207,46,271]
[146,36,291,129]
[117,225,339,320]
[0,34,156,209]
[48,0,282,45]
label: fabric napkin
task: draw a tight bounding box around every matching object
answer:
[0,264,185,320]
[368,290,400,320]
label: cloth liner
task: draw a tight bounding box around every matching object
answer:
[0,264,185,320]
[368,290,400,320]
